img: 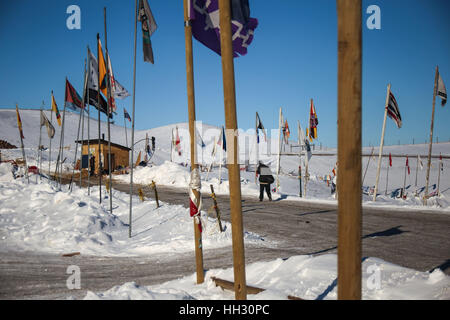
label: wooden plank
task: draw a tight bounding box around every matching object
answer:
[211,277,304,300]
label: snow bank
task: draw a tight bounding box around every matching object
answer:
[0,163,266,257]
[84,254,450,300]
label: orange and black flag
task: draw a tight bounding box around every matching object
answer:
[309,98,318,141]
[97,34,108,99]
[15,105,24,139]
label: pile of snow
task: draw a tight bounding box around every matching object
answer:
[83,254,450,300]
[0,162,266,257]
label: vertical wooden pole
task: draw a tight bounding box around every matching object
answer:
[183,0,204,284]
[373,84,390,201]
[129,0,138,238]
[362,146,374,186]
[337,0,362,300]
[424,66,439,204]
[218,0,247,300]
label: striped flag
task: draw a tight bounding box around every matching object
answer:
[256,112,266,143]
[217,126,226,151]
[387,91,402,128]
[437,71,447,107]
[309,99,318,140]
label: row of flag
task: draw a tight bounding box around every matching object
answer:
[387,70,446,130]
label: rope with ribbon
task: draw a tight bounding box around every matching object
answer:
[189,167,203,233]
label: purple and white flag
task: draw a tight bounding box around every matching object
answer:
[189,0,258,57]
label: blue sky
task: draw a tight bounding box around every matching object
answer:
[0,0,449,148]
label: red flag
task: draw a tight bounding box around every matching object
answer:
[406,156,410,175]
[65,79,84,111]
[389,153,392,167]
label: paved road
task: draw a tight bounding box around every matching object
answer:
[1,178,449,299]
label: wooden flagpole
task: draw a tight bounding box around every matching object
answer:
[129,0,138,238]
[337,0,362,300]
[183,0,204,284]
[373,84,391,201]
[218,0,247,300]
[424,66,439,204]
[104,7,113,215]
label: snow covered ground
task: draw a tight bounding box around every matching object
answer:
[1,108,450,300]
[83,255,450,300]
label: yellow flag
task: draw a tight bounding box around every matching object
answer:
[51,92,62,126]
[15,105,24,139]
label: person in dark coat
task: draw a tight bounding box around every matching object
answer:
[256,162,274,201]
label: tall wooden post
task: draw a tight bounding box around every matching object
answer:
[424,66,439,204]
[183,0,204,284]
[337,0,362,300]
[219,0,247,300]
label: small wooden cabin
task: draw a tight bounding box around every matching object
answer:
[75,139,130,174]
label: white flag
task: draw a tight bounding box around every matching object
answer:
[40,110,55,139]
[114,79,130,100]
[418,155,423,170]
[437,71,447,106]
